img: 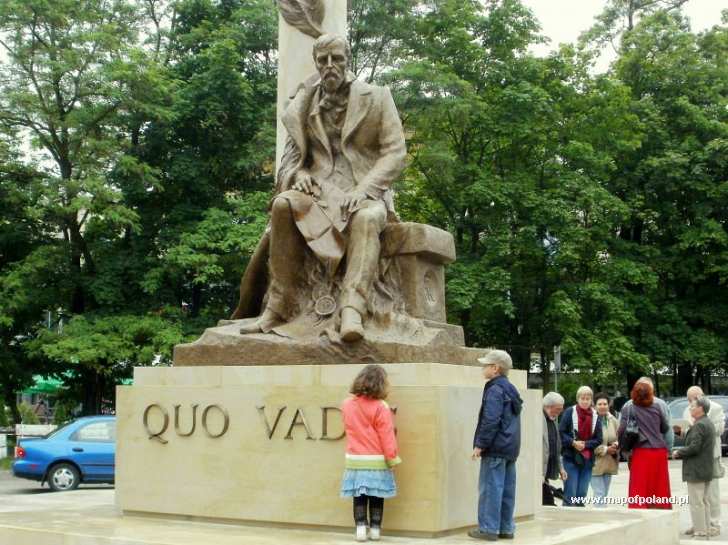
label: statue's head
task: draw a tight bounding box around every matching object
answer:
[312,34,350,94]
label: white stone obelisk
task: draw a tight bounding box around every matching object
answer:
[275,0,347,171]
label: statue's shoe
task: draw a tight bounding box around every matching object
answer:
[239,309,283,334]
[340,307,364,342]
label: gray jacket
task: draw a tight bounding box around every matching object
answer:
[542,411,562,479]
[682,399,725,459]
[619,396,674,450]
[679,415,716,482]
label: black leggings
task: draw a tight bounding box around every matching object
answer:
[353,495,384,527]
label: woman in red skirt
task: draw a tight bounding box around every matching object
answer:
[618,381,672,509]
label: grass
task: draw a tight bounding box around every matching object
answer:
[0,458,11,471]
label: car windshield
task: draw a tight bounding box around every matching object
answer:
[669,400,688,419]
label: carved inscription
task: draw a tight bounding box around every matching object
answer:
[143,404,170,444]
[320,406,345,441]
[143,403,229,444]
[257,405,345,441]
[144,403,394,444]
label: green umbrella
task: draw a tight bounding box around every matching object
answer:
[22,375,65,395]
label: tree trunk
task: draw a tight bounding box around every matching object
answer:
[81,368,105,415]
[460,308,472,346]
[191,283,202,318]
[676,363,694,395]
[3,384,21,426]
[511,345,531,371]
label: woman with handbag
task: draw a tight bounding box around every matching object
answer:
[591,393,619,506]
[341,364,401,541]
[559,386,603,506]
[618,381,672,510]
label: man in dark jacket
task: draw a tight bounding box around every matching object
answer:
[674,397,716,539]
[542,392,567,506]
[468,350,524,541]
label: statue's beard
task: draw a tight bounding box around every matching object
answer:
[322,71,343,94]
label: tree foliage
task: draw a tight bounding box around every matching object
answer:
[0,0,726,416]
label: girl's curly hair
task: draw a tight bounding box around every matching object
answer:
[350,364,389,400]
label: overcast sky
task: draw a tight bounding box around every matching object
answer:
[522,0,728,71]
[0,1,726,64]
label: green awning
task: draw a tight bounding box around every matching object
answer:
[22,375,66,395]
[22,374,132,394]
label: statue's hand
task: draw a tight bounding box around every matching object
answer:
[292,171,318,196]
[341,189,369,217]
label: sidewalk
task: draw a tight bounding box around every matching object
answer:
[550,459,728,543]
[0,464,702,544]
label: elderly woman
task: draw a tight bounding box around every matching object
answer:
[542,392,567,506]
[618,380,671,509]
[559,386,603,506]
[673,397,717,539]
[591,393,619,507]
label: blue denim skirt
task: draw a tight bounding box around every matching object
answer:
[340,469,397,498]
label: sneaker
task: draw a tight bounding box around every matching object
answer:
[692,531,708,540]
[355,525,368,542]
[369,526,381,541]
[709,526,721,537]
[685,528,695,536]
[499,533,514,539]
[467,529,498,541]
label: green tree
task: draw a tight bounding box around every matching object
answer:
[607,11,728,393]
[581,0,690,47]
[126,0,276,321]
[0,140,63,424]
[390,0,646,386]
[0,0,278,414]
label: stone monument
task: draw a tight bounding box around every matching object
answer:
[173,2,480,367]
[116,0,542,536]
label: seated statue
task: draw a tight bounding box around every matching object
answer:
[233,33,407,343]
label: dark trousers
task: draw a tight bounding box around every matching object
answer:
[542,481,556,506]
[353,495,384,528]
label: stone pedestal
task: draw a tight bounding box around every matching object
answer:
[382,222,456,324]
[116,364,541,536]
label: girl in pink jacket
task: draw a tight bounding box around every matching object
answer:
[341,364,401,542]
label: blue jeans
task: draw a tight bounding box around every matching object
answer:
[478,456,517,535]
[562,457,593,506]
[590,474,612,507]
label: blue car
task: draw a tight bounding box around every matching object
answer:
[12,416,115,491]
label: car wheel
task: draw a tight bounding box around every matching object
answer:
[48,463,81,492]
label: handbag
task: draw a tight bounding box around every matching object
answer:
[621,405,640,451]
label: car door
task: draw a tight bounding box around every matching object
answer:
[68,420,116,481]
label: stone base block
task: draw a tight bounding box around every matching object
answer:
[174,321,477,366]
[116,364,541,535]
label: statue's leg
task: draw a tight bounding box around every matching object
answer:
[339,202,387,342]
[240,194,308,334]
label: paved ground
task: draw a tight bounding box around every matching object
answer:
[550,459,728,539]
[0,468,113,514]
[0,460,726,543]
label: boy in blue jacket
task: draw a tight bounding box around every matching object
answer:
[469,350,524,541]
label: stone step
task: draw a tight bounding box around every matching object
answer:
[0,504,680,545]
